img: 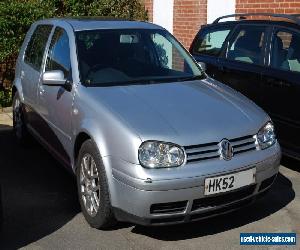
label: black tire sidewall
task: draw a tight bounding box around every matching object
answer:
[12,92,29,143]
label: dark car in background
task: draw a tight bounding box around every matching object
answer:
[190,13,300,161]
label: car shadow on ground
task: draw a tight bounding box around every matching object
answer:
[131,169,295,241]
[0,128,80,249]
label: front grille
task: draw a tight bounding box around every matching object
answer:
[191,184,256,211]
[231,135,257,155]
[259,174,277,191]
[184,135,257,163]
[150,201,188,214]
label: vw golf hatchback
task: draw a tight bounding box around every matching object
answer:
[13,18,281,228]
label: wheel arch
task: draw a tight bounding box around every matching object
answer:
[12,79,24,102]
[74,131,92,165]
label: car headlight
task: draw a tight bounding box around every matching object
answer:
[257,122,276,149]
[138,141,185,168]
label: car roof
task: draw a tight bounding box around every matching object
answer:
[213,13,300,25]
[36,17,164,31]
[204,19,300,30]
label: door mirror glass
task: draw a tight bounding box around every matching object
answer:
[198,62,206,71]
[42,70,66,85]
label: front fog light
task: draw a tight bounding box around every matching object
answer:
[257,122,276,149]
[138,141,185,168]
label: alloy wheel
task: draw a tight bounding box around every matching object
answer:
[80,153,101,217]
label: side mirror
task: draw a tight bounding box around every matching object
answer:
[42,70,72,91]
[198,62,206,72]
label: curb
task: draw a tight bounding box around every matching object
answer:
[0,107,12,114]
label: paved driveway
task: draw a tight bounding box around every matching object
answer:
[0,114,299,250]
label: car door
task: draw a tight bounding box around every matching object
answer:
[190,24,235,78]
[216,24,269,108]
[261,27,300,156]
[38,26,74,166]
[22,24,53,129]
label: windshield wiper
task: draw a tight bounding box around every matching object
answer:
[86,75,206,87]
[177,74,206,82]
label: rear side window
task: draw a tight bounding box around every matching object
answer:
[270,29,300,73]
[226,25,266,65]
[45,27,71,78]
[24,25,53,71]
[192,27,232,56]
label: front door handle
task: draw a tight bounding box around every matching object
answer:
[39,85,45,95]
[219,66,231,73]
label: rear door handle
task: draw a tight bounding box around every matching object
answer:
[266,79,291,88]
[21,70,25,79]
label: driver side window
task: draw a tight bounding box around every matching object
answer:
[46,27,71,78]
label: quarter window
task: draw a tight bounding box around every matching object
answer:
[24,25,53,70]
[227,26,266,65]
[46,27,71,78]
[192,27,232,56]
[270,29,300,73]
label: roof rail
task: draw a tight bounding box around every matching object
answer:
[213,13,300,25]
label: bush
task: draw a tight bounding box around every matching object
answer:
[0,87,12,108]
[0,0,55,62]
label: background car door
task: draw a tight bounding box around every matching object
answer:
[216,24,269,108]
[22,24,52,128]
[190,24,235,77]
[261,27,300,156]
[38,26,74,165]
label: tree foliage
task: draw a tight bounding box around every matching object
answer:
[0,0,148,62]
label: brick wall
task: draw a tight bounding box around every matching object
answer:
[144,0,153,22]
[236,0,300,14]
[173,0,207,49]
[144,0,207,49]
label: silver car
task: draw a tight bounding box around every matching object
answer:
[12,18,281,228]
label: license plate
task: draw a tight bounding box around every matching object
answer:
[204,168,256,196]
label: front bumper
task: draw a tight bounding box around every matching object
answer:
[105,142,281,226]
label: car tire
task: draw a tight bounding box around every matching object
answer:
[12,92,31,145]
[76,139,117,229]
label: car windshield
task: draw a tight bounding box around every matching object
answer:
[75,29,204,86]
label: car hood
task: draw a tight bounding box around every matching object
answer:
[87,78,269,146]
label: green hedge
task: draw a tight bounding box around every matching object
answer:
[0,88,12,108]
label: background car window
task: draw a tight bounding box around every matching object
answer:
[24,25,52,71]
[192,28,231,56]
[271,30,300,73]
[45,27,71,78]
[151,33,192,72]
[227,26,266,65]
